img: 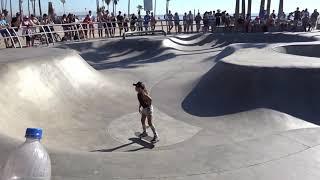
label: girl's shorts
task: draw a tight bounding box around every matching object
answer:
[142,106,153,116]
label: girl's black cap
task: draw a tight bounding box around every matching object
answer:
[133,82,145,89]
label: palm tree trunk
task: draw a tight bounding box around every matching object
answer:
[259,0,265,17]
[235,0,240,19]
[154,0,157,16]
[9,0,12,18]
[28,0,30,16]
[247,0,252,17]
[128,0,130,15]
[278,0,283,18]
[33,0,36,15]
[38,0,42,16]
[241,0,246,17]
[166,0,169,16]
[266,0,271,16]
[96,0,99,13]
[19,0,22,21]
[113,2,115,14]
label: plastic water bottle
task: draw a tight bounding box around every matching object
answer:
[2,128,51,180]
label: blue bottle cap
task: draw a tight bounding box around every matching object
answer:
[25,128,43,139]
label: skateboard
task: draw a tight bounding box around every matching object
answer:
[135,132,159,144]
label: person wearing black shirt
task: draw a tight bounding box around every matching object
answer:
[117,11,124,36]
[215,10,222,27]
[133,82,159,143]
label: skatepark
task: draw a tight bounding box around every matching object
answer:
[1,31,320,179]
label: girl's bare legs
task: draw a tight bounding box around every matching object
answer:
[147,114,158,138]
[141,114,147,133]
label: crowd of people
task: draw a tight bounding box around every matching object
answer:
[1,6,320,48]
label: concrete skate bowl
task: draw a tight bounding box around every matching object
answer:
[182,43,320,124]
[274,44,320,58]
[0,48,138,152]
[56,33,319,70]
[1,33,320,180]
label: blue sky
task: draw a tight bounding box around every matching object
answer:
[7,0,317,16]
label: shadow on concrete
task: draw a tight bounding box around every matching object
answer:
[182,62,320,124]
[57,33,317,70]
[90,134,154,152]
[274,44,320,58]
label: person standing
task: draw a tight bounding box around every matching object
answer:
[167,10,174,33]
[144,11,151,31]
[195,12,202,33]
[88,10,95,38]
[173,12,180,34]
[302,8,310,32]
[130,14,137,31]
[215,10,222,27]
[117,11,124,36]
[133,82,159,143]
[187,11,194,33]
[150,12,157,31]
[310,9,319,31]
[294,7,301,31]
[183,12,188,33]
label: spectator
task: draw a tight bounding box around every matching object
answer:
[117,11,124,36]
[183,12,188,33]
[202,12,209,33]
[167,10,174,33]
[88,10,95,38]
[22,16,34,47]
[173,12,180,34]
[150,12,157,31]
[302,8,310,32]
[97,11,104,38]
[215,10,222,27]
[123,14,129,32]
[137,14,143,31]
[294,7,301,29]
[111,12,117,36]
[130,14,137,31]
[0,13,10,47]
[187,11,194,33]
[195,12,202,33]
[144,11,151,31]
[310,9,319,31]
[82,14,91,38]
[209,11,215,32]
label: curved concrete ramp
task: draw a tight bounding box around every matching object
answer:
[274,44,320,58]
[182,43,320,124]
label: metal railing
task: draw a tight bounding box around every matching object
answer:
[1,17,319,49]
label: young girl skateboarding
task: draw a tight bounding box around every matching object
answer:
[133,82,159,143]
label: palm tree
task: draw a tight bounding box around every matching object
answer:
[113,0,119,14]
[247,0,252,17]
[38,0,42,16]
[278,0,283,19]
[105,0,111,11]
[28,0,30,16]
[154,0,157,16]
[266,0,271,15]
[30,0,36,15]
[60,0,66,14]
[241,0,245,18]
[259,0,265,17]
[166,0,170,16]
[137,4,143,14]
[235,0,240,19]
[9,0,12,18]
[128,0,130,15]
